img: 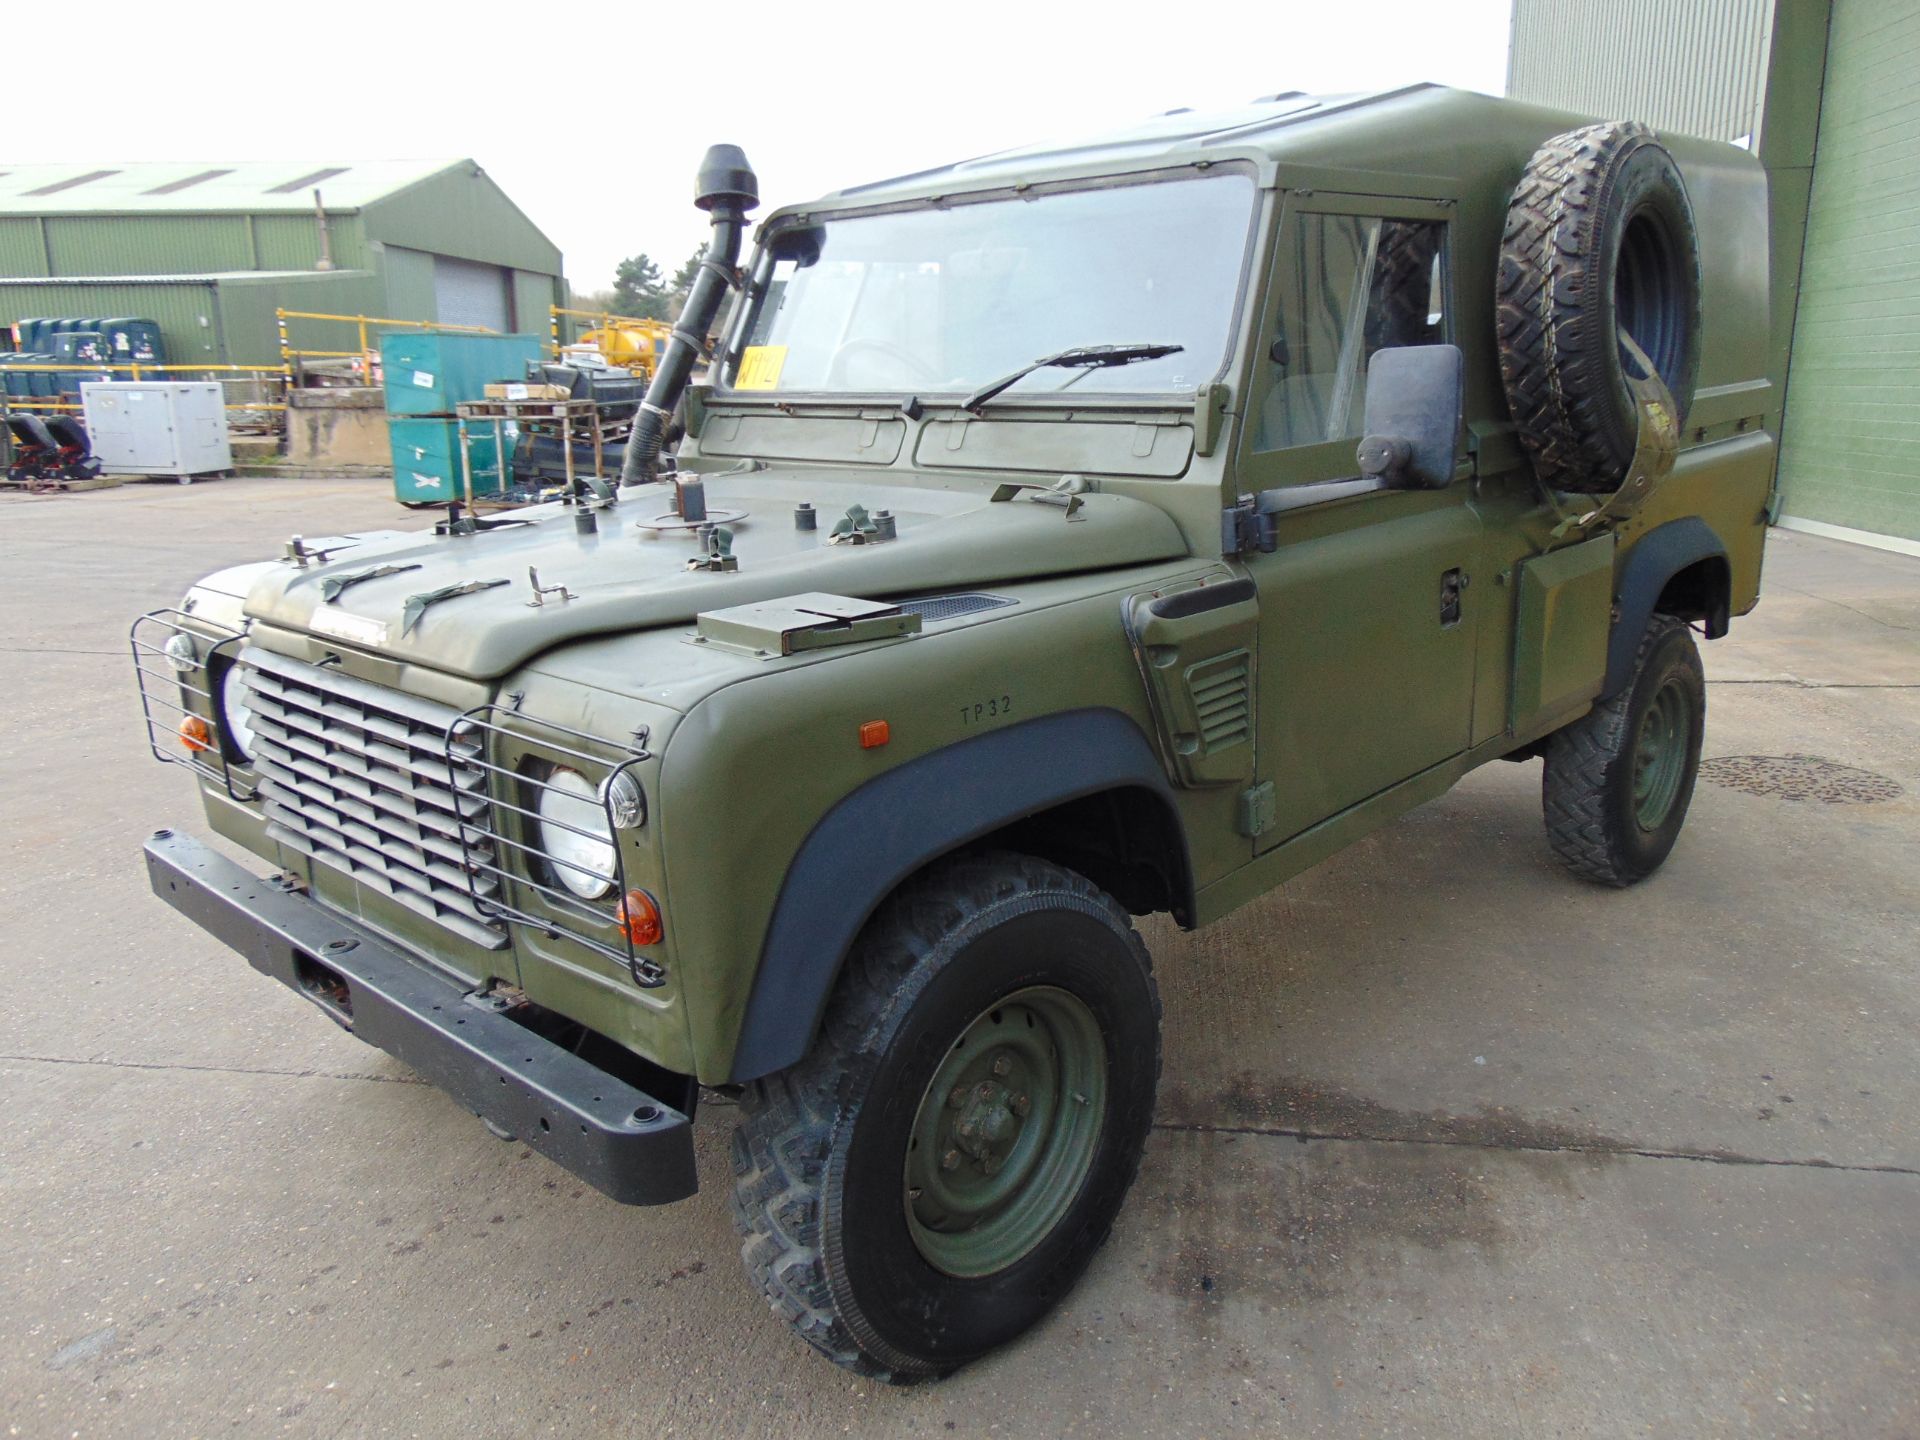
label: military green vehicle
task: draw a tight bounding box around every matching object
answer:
[134,86,1773,1379]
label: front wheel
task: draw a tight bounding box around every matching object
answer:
[729,852,1161,1381]
[1543,612,1706,885]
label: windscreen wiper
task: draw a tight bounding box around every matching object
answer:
[961,343,1185,413]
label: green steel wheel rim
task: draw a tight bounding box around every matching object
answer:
[1632,676,1691,830]
[903,986,1108,1278]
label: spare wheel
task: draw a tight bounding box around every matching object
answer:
[1496,120,1701,495]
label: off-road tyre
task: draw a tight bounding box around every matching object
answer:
[1496,121,1701,495]
[1366,219,1446,353]
[728,851,1161,1381]
[1543,613,1705,886]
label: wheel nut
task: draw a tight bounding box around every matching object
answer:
[991,1055,1012,1077]
[941,1149,961,1171]
[948,1086,968,1109]
[1010,1093,1031,1117]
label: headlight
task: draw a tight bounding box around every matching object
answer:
[218,665,257,761]
[536,767,616,900]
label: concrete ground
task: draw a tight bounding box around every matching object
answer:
[2,479,1915,1439]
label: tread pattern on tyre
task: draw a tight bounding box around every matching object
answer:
[727,851,1159,1382]
[1542,612,1692,886]
[1497,120,1672,495]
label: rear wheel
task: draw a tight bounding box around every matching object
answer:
[728,852,1161,1380]
[1543,613,1706,885]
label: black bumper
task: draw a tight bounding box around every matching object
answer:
[144,829,697,1206]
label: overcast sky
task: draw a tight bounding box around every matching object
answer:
[7,0,1511,294]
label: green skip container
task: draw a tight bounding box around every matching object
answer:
[390,418,505,505]
[380,332,545,416]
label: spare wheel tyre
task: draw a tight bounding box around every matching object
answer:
[1496,120,1701,495]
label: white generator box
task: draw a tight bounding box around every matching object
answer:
[81,382,232,480]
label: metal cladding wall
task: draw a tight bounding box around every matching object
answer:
[0,214,366,280]
[1507,0,1775,142]
[1775,0,1920,544]
[0,279,225,362]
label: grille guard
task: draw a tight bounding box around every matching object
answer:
[131,620,665,991]
[447,705,662,988]
[130,608,256,802]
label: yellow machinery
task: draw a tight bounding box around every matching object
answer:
[550,307,674,379]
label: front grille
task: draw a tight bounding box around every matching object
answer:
[243,648,507,949]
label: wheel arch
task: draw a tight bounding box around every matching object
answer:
[1605,516,1730,700]
[725,707,1190,1083]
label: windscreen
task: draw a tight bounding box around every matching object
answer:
[727,172,1256,398]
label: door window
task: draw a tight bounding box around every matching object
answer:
[1253,215,1447,453]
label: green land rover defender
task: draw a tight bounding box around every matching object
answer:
[136,86,1773,1379]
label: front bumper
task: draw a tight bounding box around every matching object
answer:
[144,829,697,1206]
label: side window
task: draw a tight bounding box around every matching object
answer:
[1254,215,1447,454]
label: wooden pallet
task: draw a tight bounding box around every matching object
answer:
[1,472,124,493]
[457,398,600,421]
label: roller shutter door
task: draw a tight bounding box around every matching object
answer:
[432,254,509,331]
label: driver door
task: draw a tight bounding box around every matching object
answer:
[1240,195,1482,850]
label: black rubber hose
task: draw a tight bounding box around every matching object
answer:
[620,145,759,488]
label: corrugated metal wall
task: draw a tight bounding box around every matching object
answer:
[0,280,224,361]
[1776,0,1920,542]
[10,213,367,277]
[42,215,252,275]
[254,214,366,272]
[364,167,561,276]
[1508,0,1775,141]
[0,217,48,275]
[511,269,557,333]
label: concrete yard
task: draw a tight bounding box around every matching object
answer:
[1,479,1915,1438]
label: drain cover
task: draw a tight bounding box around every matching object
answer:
[1700,755,1904,804]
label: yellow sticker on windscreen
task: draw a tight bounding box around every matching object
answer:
[736,345,788,390]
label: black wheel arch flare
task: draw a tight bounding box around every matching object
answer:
[726,707,1190,1083]
[1605,516,1730,700]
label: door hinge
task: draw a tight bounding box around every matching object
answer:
[1221,496,1275,556]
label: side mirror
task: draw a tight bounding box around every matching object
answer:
[769,223,826,267]
[1355,343,1463,490]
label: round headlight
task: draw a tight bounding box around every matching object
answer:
[603,770,646,830]
[218,665,257,761]
[537,767,616,900]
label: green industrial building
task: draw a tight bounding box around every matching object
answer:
[0,160,564,367]
[1509,0,1920,554]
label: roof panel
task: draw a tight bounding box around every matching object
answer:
[265,165,352,196]
[23,168,123,198]
[143,168,236,196]
[0,159,461,214]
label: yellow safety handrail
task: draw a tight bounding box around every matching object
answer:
[0,362,289,416]
[276,309,498,379]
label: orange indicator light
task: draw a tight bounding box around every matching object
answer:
[859,720,890,749]
[179,715,213,754]
[617,889,664,946]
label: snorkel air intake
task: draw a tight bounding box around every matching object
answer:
[620,145,759,486]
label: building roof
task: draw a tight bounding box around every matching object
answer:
[0,269,370,286]
[0,159,467,215]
